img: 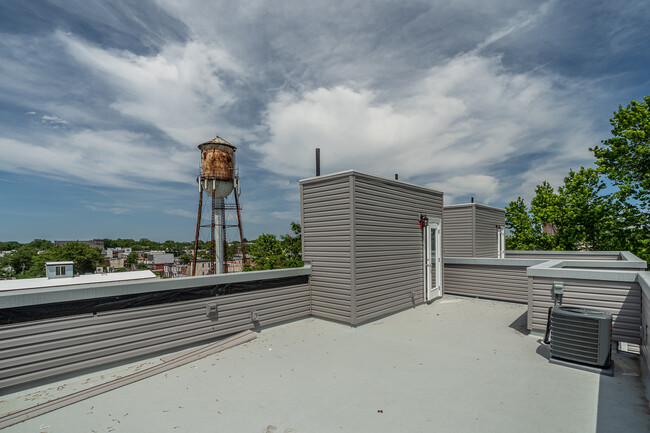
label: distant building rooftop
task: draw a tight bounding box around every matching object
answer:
[0,270,158,292]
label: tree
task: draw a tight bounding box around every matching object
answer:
[556,167,614,250]
[0,241,22,251]
[227,241,241,259]
[506,168,621,252]
[0,245,38,276]
[162,240,185,257]
[27,239,53,251]
[591,95,650,220]
[178,253,193,265]
[530,181,561,250]
[244,222,303,271]
[504,198,540,250]
[104,238,137,249]
[279,222,303,268]
[29,242,104,277]
[126,252,139,268]
[133,238,161,251]
[590,95,650,261]
[246,234,284,270]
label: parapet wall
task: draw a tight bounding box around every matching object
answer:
[0,266,311,390]
[638,272,650,382]
[444,251,647,345]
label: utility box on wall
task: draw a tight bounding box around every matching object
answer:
[443,203,505,258]
[300,170,444,325]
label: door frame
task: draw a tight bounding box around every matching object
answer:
[497,225,506,258]
[424,217,442,302]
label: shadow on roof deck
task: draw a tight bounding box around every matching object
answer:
[2,296,648,433]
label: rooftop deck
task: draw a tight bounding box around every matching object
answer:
[2,296,648,432]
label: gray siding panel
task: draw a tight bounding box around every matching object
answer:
[530,276,641,343]
[474,206,505,258]
[443,204,504,258]
[443,206,474,257]
[0,283,310,389]
[444,264,529,303]
[353,176,443,324]
[301,176,352,323]
[640,273,650,375]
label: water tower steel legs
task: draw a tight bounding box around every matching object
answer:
[210,192,216,274]
[191,180,245,276]
[234,188,247,268]
[215,197,225,274]
[191,190,227,275]
[191,188,203,277]
[221,201,227,274]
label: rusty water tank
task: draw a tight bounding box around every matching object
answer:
[198,135,236,198]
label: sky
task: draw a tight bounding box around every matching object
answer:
[0,0,648,243]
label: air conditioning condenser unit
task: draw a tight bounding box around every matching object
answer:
[549,305,612,369]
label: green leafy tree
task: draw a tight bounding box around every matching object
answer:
[529,181,561,250]
[0,245,38,276]
[0,241,22,251]
[280,222,303,268]
[245,222,303,271]
[162,240,185,257]
[557,167,615,250]
[104,238,137,249]
[178,253,193,265]
[126,252,139,268]
[27,239,53,251]
[507,168,620,252]
[591,95,650,260]
[198,247,213,260]
[246,234,283,270]
[133,238,161,251]
[227,241,241,259]
[591,95,650,219]
[26,242,104,277]
[505,198,540,250]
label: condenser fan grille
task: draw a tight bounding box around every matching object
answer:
[549,306,612,368]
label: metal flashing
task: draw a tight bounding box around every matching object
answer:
[444,257,546,267]
[506,250,624,258]
[526,259,642,282]
[0,264,312,309]
[444,202,506,213]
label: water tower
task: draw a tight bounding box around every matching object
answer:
[191,135,247,275]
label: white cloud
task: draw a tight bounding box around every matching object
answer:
[270,211,298,221]
[254,52,598,204]
[58,32,243,145]
[0,130,195,189]
[165,208,195,218]
[41,114,69,125]
[427,175,500,205]
[475,0,556,51]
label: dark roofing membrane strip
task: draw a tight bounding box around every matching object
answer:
[0,275,308,325]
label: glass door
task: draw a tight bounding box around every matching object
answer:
[497,226,505,258]
[425,220,442,301]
